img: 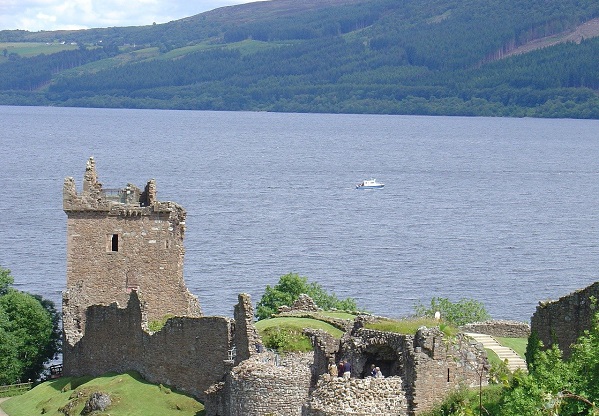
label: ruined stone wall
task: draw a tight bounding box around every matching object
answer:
[461,320,531,338]
[531,281,599,358]
[338,327,487,415]
[341,329,407,379]
[233,293,262,365]
[305,329,340,386]
[63,157,200,346]
[408,329,488,414]
[63,292,234,400]
[205,353,313,416]
[302,376,408,416]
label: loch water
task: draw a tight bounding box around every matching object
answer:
[1,105,599,322]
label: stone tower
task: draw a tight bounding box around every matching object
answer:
[62,157,201,344]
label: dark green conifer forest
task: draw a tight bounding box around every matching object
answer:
[0,0,598,118]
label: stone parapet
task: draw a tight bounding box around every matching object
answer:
[461,320,531,338]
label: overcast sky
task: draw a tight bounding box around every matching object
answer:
[0,0,261,32]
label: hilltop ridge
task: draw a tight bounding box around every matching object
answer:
[1,0,599,118]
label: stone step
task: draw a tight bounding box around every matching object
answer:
[464,332,527,372]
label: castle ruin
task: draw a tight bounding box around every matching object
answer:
[62,158,489,415]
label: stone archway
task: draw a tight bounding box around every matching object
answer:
[358,344,401,378]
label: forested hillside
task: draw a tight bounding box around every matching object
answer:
[1,0,598,118]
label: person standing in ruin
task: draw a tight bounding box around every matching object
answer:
[343,360,352,379]
[329,362,337,377]
[337,360,345,377]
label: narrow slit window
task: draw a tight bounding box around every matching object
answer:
[447,368,450,382]
[107,234,119,252]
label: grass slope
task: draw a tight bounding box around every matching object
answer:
[495,336,528,359]
[365,317,458,336]
[0,42,77,58]
[0,371,204,416]
[256,317,345,338]
[485,337,528,367]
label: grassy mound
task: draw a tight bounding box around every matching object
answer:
[364,317,458,336]
[256,317,345,352]
[0,371,204,416]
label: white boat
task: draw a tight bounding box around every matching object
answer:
[356,179,384,189]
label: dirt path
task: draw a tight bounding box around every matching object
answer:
[0,397,10,416]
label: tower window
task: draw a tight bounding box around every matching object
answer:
[107,234,119,252]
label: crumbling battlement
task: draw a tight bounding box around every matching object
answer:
[63,156,177,216]
[62,157,200,345]
[337,327,488,414]
[205,322,489,416]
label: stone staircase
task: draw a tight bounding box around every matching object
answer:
[464,332,527,373]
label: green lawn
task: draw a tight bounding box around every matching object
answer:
[496,336,528,358]
[364,317,458,336]
[255,317,344,338]
[485,337,528,369]
[317,311,358,319]
[0,371,203,416]
[255,316,345,352]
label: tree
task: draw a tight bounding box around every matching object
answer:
[256,272,357,320]
[0,267,13,295]
[0,267,61,384]
[414,297,490,326]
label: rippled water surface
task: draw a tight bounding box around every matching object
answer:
[1,106,599,322]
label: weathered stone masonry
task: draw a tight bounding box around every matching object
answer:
[64,291,235,399]
[63,157,201,345]
[531,281,599,358]
[62,158,490,416]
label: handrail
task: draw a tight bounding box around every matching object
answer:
[0,381,33,397]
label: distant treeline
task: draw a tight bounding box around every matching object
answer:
[0,0,598,118]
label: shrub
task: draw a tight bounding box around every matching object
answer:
[414,297,490,326]
[256,273,357,320]
[261,326,312,352]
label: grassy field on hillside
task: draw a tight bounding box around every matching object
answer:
[485,337,528,368]
[0,371,203,416]
[0,42,77,58]
[317,311,358,319]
